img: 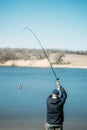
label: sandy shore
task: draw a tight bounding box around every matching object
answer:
[0,54,87,68]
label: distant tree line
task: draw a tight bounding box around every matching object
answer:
[63,49,87,55]
[0,48,87,64]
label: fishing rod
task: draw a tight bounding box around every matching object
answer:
[22,27,59,82]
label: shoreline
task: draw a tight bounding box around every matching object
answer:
[0,54,87,69]
[0,60,87,69]
[0,64,87,69]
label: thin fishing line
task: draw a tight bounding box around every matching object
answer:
[22,27,59,81]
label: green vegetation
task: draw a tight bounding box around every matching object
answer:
[0,48,87,64]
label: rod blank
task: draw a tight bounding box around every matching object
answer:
[22,27,59,81]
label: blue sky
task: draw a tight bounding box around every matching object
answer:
[0,0,87,50]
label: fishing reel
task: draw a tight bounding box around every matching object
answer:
[56,77,61,87]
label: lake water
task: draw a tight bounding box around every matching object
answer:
[0,66,87,130]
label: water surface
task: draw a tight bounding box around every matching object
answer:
[0,66,87,130]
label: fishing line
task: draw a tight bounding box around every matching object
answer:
[22,27,59,81]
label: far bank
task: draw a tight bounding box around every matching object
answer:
[0,54,87,69]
